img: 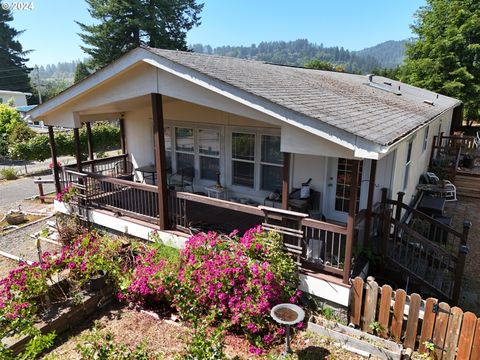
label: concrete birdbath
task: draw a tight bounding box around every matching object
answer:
[271,303,305,356]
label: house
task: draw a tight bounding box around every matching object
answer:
[0,90,31,106]
[28,47,463,307]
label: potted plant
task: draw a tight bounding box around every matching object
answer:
[463,153,475,169]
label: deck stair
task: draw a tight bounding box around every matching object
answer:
[379,190,470,304]
[455,173,480,198]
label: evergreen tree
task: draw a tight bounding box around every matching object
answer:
[74,62,91,83]
[0,7,31,92]
[77,0,203,69]
[400,0,480,123]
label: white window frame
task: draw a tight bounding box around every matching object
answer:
[165,120,224,187]
[422,125,429,152]
[226,126,282,194]
[403,139,414,190]
[259,134,283,191]
[174,126,195,173]
[198,128,221,181]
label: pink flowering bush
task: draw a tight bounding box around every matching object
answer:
[52,231,123,286]
[55,182,78,203]
[0,231,125,356]
[118,245,179,305]
[173,226,299,352]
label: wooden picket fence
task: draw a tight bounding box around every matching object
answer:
[349,276,480,359]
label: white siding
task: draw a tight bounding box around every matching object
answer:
[381,109,454,204]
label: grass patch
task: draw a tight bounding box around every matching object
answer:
[150,241,181,264]
[0,167,18,180]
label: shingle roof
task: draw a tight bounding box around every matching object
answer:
[146,47,460,146]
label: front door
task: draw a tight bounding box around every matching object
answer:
[325,158,363,223]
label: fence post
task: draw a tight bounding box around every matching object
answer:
[452,220,471,304]
[381,188,388,209]
[381,208,392,260]
[37,178,45,203]
[395,192,405,222]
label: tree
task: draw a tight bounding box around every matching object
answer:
[304,59,335,71]
[0,7,31,92]
[74,62,90,83]
[0,104,21,155]
[77,0,204,69]
[400,0,480,124]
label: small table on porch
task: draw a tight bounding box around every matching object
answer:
[205,185,228,199]
[135,164,156,184]
[418,195,446,217]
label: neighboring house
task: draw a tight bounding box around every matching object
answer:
[28,47,463,307]
[0,90,31,106]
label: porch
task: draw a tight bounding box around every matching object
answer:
[60,153,362,285]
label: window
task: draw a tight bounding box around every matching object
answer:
[422,126,429,152]
[260,135,282,191]
[403,140,414,189]
[334,159,363,213]
[199,129,220,181]
[231,132,255,187]
[175,128,194,170]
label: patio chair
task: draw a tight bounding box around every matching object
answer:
[168,167,194,192]
[113,160,134,181]
[440,180,457,202]
[425,172,440,184]
[306,238,325,264]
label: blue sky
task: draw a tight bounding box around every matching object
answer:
[10,0,426,66]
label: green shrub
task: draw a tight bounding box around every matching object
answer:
[75,326,160,360]
[182,324,225,360]
[8,121,36,144]
[0,104,21,156]
[9,122,121,161]
[0,167,18,180]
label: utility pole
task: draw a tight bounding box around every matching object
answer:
[35,66,42,104]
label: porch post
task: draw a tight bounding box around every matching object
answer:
[282,152,290,210]
[47,126,61,194]
[363,159,377,246]
[119,117,128,172]
[86,122,94,161]
[119,117,127,155]
[151,93,169,230]
[344,159,360,284]
[73,127,82,173]
[86,122,95,173]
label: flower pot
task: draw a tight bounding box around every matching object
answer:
[89,270,107,292]
[463,157,475,169]
[6,212,26,225]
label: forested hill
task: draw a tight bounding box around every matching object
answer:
[190,39,409,73]
[354,39,411,69]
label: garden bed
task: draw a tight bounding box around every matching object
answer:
[42,303,370,359]
[3,286,113,356]
[0,212,49,235]
[308,317,403,360]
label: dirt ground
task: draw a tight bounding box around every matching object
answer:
[445,195,480,314]
[42,303,371,359]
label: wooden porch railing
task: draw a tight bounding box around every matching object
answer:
[63,168,159,223]
[382,191,471,303]
[63,154,128,177]
[167,190,350,279]
[61,164,353,281]
[429,133,477,181]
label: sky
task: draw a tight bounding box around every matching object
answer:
[10,0,426,67]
